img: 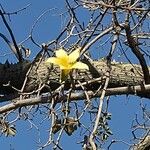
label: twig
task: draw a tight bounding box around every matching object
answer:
[1,4,31,16]
[0,9,23,62]
[0,33,19,58]
[30,8,56,48]
[81,26,114,56]
[89,75,110,149]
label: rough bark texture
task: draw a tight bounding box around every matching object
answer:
[0,58,149,99]
[132,135,150,150]
[0,60,31,94]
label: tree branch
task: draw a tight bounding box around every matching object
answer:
[0,9,23,62]
[0,84,150,114]
[124,24,150,84]
[132,135,150,150]
[0,58,150,99]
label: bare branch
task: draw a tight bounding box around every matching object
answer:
[0,84,150,114]
[124,24,150,84]
[0,9,23,62]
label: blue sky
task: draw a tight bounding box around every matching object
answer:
[0,1,149,150]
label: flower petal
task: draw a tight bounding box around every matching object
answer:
[46,57,62,65]
[68,48,80,63]
[59,65,70,70]
[71,62,89,70]
[56,48,68,59]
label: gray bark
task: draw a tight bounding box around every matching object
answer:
[0,58,149,99]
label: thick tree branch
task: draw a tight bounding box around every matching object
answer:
[0,84,150,114]
[0,58,150,99]
[124,24,150,84]
[132,135,150,150]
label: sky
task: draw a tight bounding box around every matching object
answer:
[0,1,149,150]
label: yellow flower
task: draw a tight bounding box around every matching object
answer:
[46,48,89,82]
